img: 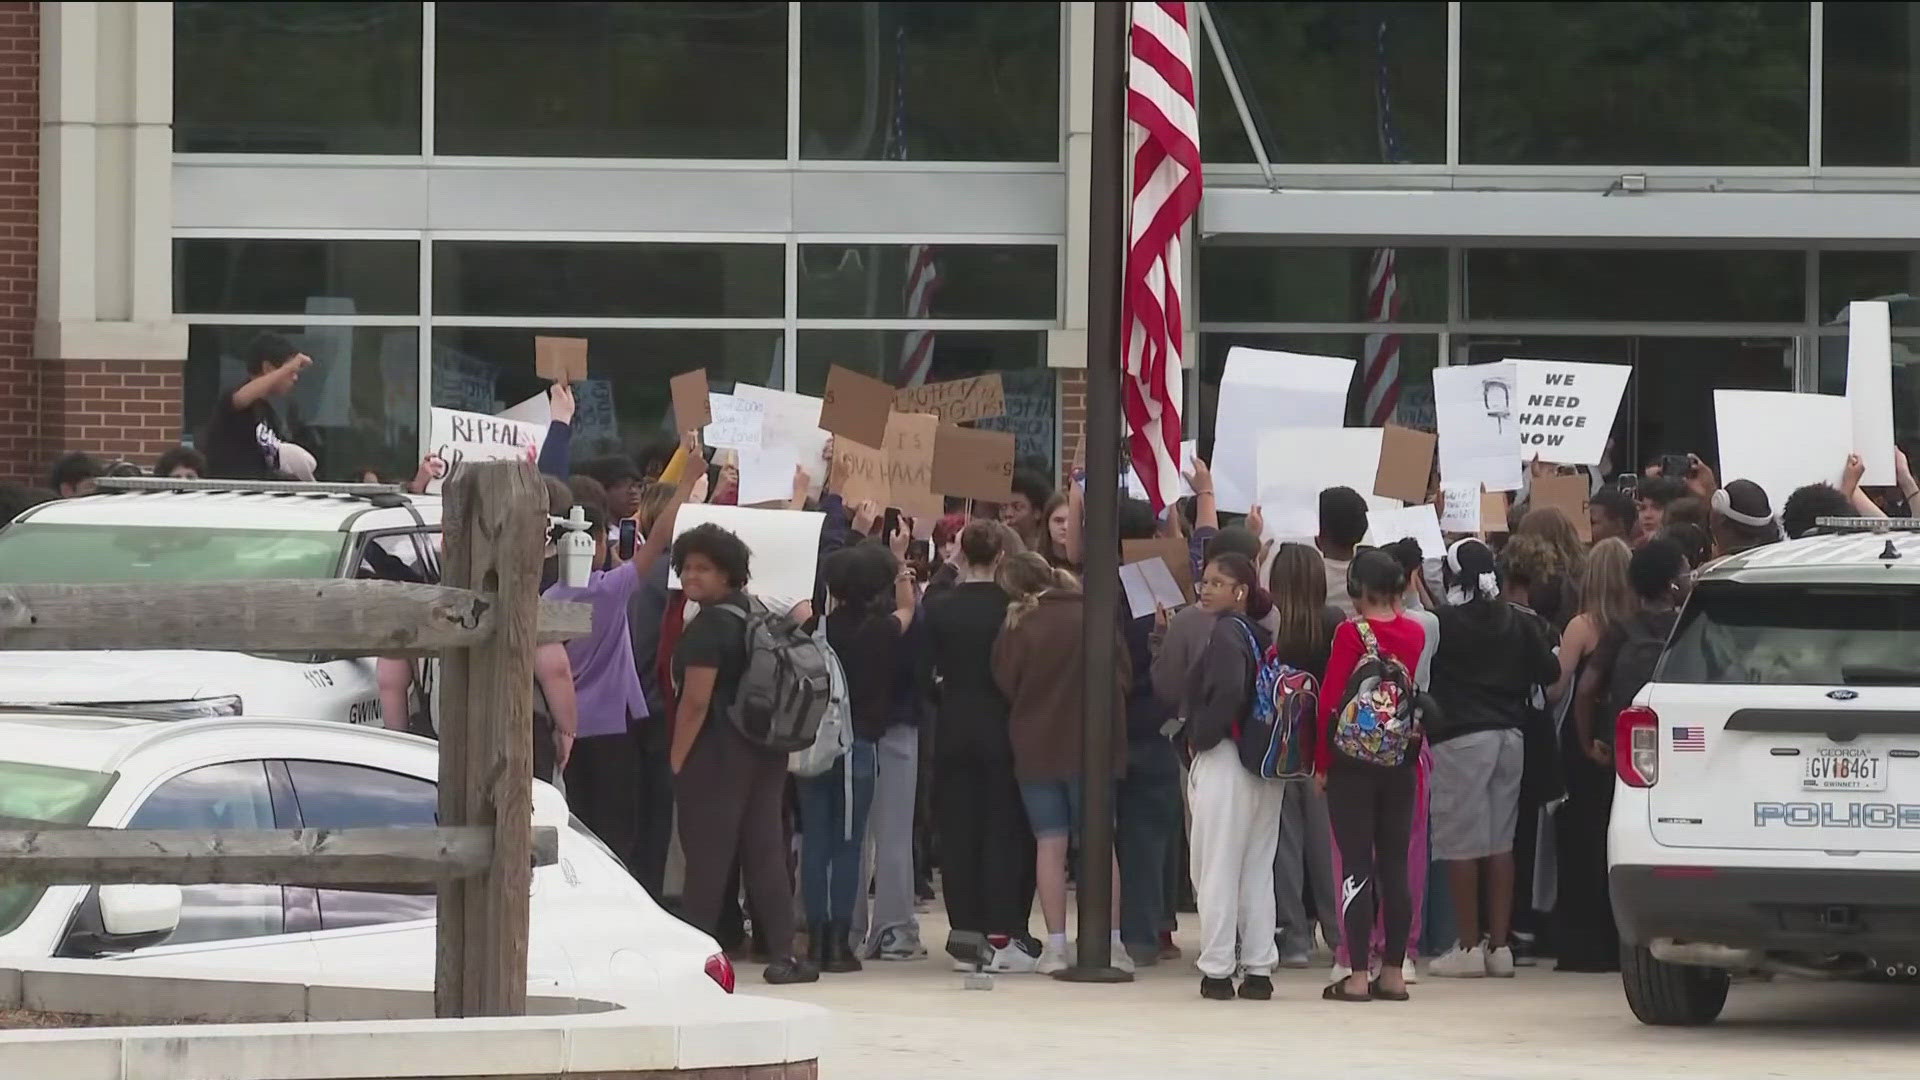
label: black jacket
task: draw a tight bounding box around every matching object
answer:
[1184,613,1271,754]
[1429,599,1560,744]
[922,581,1014,761]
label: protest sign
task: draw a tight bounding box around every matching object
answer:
[732,384,832,494]
[534,336,589,383]
[1120,557,1188,620]
[1375,425,1436,504]
[931,425,1016,502]
[497,391,550,426]
[821,365,895,449]
[425,407,543,494]
[669,504,824,611]
[1512,360,1630,467]
[1122,537,1195,603]
[735,444,799,506]
[830,432,891,507]
[1211,347,1355,513]
[885,411,943,519]
[704,393,766,450]
[974,369,1056,473]
[1715,389,1852,512]
[1482,490,1511,533]
[1438,481,1482,533]
[893,373,1006,424]
[1847,300,1895,486]
[1365,504,1446,560]
[1433,363,1522,492]
[1532,471,1593,541]
[1254,427,1384,538]
[669,369,712,432]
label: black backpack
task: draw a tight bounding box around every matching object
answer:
[1605,609,1679,726]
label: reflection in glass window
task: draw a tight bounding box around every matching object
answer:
[1199,246,1446,323]
[127,761,284,945]
[1819,252,1920,326]
[436,2,786,158]
[175,2,422,154]
[797,330,1053,474]
[1461,2,1808,166]
[175,240,419,317]
[1465,250,1803,322]
[435,242,783,319]
[1196,333,1441,448]
[1824,3,1920,167]
[798,245,1056,320]
[286,760,439,930]
[1200,2,1445,165]
[801,3,1060,161]
[431,328,784,461]
[183,326,421,484]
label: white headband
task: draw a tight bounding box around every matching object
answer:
[1711,486,1773,528]
[1445,538,1500,605]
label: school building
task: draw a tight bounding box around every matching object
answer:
[4,2,1920,483]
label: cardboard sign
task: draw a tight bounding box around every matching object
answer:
[1847,300,1895,487]
[1122,537,1195,605]
[1532,471,1592,542]
[884,411,943,519]
[931,424,1015,502]
[893,373,1006,424]
[668,504,825,614]
[425,407,543,494]
[534,336,589,384]
[1512,360,1631,467]
[704,393,765,450]
[820,365,895,449]
[1211,347,1355,513]
[1433,363,1522,492]
[1375,425,1437,504]
[1438,482,1482,533]
[1482,490,1511,533]
[829,433,891,508]
[669,369,712,432]
[1714,389,1851,512]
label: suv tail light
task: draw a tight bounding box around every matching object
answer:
[1616,706,1659,788]
[704,951,736,994]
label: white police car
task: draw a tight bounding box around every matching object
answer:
[1609,518,1920,1025]
[0,477,442,727]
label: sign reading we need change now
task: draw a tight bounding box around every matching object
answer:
[1512,360,1631,467]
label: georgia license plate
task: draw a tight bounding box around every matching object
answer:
[1802,748,1887,792]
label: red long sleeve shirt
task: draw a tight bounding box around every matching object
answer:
[1316,613,1427,773]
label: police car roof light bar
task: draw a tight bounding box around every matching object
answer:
[95,477,408,499]
[1811,515,1920,534]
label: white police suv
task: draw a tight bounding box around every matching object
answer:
[1610,518,1920,1025]
[0,477,441,728]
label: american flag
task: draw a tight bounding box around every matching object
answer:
[1672,726,1706,752]
[1358,18,1404,427]
[1123,2,1201,513]
[893,26,939,388]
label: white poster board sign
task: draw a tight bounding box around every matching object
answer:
[1212,347,1355,513]
[735,444,800,506]
[1365,503,1447,560]
[732,384,832,494]
[1119,557,1188,620]
[1714,390,1852,513]
[704,393,766,450]
[1438,482,1482,533]
[425,407,544,494]
[668,504,825,613]
[1253,427,1385,539]
[1847,300,1895,487]
[1433,363,1522,492]
[1512,360,1631,467]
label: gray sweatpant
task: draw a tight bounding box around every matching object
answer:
[1275,778,1341,954]
[852,723,920,948]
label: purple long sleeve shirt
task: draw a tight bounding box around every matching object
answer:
[543,557,649,737]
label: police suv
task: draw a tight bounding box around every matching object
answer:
[0,477,440,727]
[1610,518,1920,1025]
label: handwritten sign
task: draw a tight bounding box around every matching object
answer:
[704,393,765,450]
[830,434,891,507]
[1512,360,1631,467]
[885,412,943,518]
[820,365,895,449]
[893,373,1006,424]
[975,369,1056,473]
[425,407,544,494]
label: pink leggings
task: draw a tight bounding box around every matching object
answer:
[1331,745,1429,969]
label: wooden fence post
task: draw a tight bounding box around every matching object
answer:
[435,460,545,1018]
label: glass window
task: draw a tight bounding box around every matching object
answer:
[797,244,1056,320]
[435,2,787,158]
[0,763,113,939]
[1663,583,1920,686]
[175,240,419,317]
[432,328,784,460]
[1196,333,1441,445]
[183,326,421,484]
[1818,251,1920,326]
[1200,2,1446,165]
[796,330,1053,473]
[800,3,1060,161]
[174,2,423,154]
[285,761,438,930]
[1198,245,1446,323]
[1817,332,1920,458]
[1465,249,1804,322]
[126,761,284,945]
[434,242,782,319]
[1823,3,1920,166]
[0,524,345,584]
[1460,2,1809,166]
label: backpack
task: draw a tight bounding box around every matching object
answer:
[1330,619,1423,767]
[788,624,854,778]
[1604,609,1678,727]
[710,595,834,753]
[1228,619,1318,779]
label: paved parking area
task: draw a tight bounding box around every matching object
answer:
[755,911,1920,1079]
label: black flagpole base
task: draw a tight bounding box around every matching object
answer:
[1051,965,1135,984]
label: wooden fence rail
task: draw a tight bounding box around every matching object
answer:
[0,826,560,885]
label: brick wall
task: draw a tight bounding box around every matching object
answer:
[40,359,184,470]
[0,1,33,482]
[1058,367,1084,485]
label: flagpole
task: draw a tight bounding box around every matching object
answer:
[1058,0,1131,984]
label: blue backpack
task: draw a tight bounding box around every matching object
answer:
[1229,618,1320,780]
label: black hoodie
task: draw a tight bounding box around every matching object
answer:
[1428,599,1559,744]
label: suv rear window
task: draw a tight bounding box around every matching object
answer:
[1660,582,1920,686]
[0,523,345,583]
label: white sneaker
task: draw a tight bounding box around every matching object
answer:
[1110,937,1136,975]
[1486,945,1516,978]
[1403,956,1420,985]
[1428,944,1488,979]
[987,937,1041,974]
[1329,961,1353,984]
[1035,939,1073,975]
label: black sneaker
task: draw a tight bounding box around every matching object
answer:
[1237,974,1274,1000]
[763,957,821,985]
[1200,976,1235,1000]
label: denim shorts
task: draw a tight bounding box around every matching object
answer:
[1020,778,1083,840]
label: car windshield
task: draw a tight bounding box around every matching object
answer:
[0,761,115,937]
[1660,582,1920,686]
[0,523,345,583]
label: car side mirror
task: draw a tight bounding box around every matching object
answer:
[97,884,181,940]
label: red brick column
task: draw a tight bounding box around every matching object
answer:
[1058,366,1085,486]
[0,1,35,482]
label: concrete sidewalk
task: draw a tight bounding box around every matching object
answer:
[755,909,1920,1080]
